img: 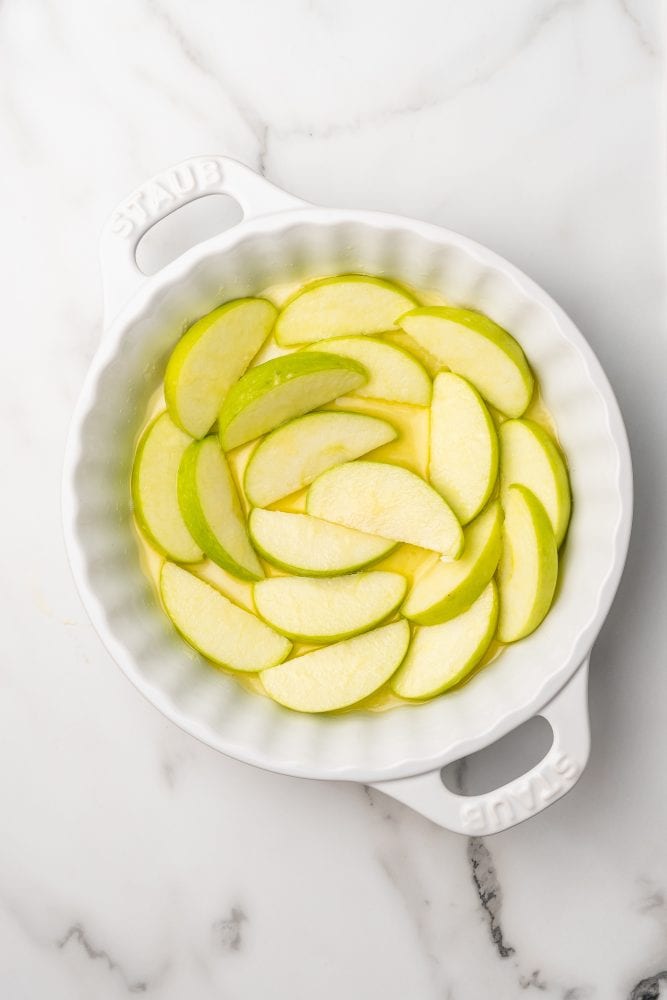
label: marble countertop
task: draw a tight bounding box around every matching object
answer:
[2,1,666,997]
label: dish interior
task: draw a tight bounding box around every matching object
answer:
[133,276,566,712]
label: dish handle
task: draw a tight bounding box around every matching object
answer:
[371,657,590,835]
[100,155,307,323]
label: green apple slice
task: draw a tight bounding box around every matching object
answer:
[303,336,431,405]
[260,620,410,712]
[178,437,263,581]
[402,501,503,624]
[497,485,558,643]
[399,306,534,417]
[248,509,397,576]
[307,461,463,557]
[253,571,407,643]
[275,275,416,347]
[131,412,202,562]
[392,582,498,699]
[429,372,498,524]
[499,418,571,547]
[160,562,291,671]
[244,410,397,508]
[165,298,276,438]
[218,353,367,451]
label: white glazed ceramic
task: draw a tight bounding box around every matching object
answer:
[62,155,632,835]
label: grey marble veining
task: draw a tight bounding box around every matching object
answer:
[0,1,665,998]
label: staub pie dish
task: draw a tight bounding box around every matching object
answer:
[63,156,632,834]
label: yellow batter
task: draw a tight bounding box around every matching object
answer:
[133,278,561,712]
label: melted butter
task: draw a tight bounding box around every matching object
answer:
[132,276,563,714]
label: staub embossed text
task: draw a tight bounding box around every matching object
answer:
[459,751,581,833]
[111,159,223,238]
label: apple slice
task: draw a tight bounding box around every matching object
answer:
[248,509,397,576]
[402,502,503,624]
[399,306,534,417]
[429,372,498,524]
[165,298,276,438]
[218,353,367,451]
[392,583,498,699]
[132,412,202,562]
[497,485,558,643]
[307,461,463,557]
[274,275,416,347]
[244,411,397,508]
[160,562,291,671]
[303,336,431,405]
[178,437,263,581]
[253,571,407,642]
[260,620,410,712]
[499,418,571,547]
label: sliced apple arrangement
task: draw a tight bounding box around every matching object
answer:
[132,274,572,713]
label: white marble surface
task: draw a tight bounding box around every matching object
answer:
[1,1,666,997]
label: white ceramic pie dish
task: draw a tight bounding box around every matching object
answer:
[62,155,632,835]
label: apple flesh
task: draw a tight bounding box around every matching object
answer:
[244,410,397,508]
[253,571,407,642]
[248,508,397,576]
[497,485,558,643]
[260,620,410,712]
[402,501,503,624]
[304,335,431,405]
[131,412,202,563]
[218,352,367,451]
[160,562,291,671]
[178,437,263,581]
[165,297,277,438]
[136,273,570,712]
[392,582,498,699]
[307,460,463,557]
[499,418,571,547]
[275,274,416,347]
[399,306,534,417]
[429,372,498,524]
